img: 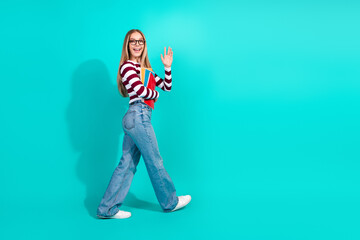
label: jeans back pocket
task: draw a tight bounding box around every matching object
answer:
[123,110,136,130]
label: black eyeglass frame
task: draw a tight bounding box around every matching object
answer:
[129,40,145,45]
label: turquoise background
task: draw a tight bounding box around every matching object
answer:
[1,0,360,239]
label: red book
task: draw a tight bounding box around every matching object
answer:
[140,67,156,110]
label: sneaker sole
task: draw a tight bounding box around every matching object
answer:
[97,214,131,219]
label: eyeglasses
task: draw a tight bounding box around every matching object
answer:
[129,39,145,45]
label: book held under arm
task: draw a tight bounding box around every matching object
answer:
[140,67,156,110]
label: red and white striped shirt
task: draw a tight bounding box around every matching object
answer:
[120,60,172,104]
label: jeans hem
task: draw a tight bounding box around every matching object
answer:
[97,208,120,218]
[163,196,179,213]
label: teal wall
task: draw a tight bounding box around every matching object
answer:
[1,0,359,239]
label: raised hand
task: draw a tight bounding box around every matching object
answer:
[160,47,173,68]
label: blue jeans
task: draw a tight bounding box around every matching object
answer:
[96,100,179,217]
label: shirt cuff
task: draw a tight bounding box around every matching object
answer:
[164,66,171,71]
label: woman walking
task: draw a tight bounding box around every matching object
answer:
[96,29,191,219]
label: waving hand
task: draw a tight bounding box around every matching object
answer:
[160,47,173,68]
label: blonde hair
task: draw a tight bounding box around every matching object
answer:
[117,29,152,97]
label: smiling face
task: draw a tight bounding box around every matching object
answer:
[128,32,145,62]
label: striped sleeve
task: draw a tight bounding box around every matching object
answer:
[154,66,172,92]
[120,62,159,99]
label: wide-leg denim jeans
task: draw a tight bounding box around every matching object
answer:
[96,100,179,217]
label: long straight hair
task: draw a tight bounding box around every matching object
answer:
[117,29,152,97]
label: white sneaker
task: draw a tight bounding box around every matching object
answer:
[97,210,131,219]
[170,195,191,212]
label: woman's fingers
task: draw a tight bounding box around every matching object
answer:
[161,47,173,64]
[162,47,173,57]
